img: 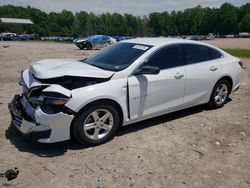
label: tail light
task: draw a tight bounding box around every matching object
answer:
[238,60,246,69]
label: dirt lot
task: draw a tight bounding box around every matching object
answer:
[0,39,249,188]
[204,38,250,49]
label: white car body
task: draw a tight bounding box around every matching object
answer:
[9,38,243,144]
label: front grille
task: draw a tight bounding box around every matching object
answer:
[22,84,29,98]
[21,97,36,121]
[13,115,22,127]
[20,72,29,96]
[8,95,23,127]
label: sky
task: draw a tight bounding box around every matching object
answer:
[0,0,249,15]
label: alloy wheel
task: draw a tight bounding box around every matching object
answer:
[214,83,228,105]
[83,109,114,140]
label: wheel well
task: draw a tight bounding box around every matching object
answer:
[217,76,233,93]
[86,42,92,48]
[70,99,124,138]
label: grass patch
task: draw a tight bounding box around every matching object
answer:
[223,48,250,58]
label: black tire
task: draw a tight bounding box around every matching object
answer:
[72,101,120,146]
[77,43,83,50]
[208,79,230,109]
[79,43,84,50]
[86,42,92,50]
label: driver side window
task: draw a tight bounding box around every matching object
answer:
[144,45,184,70]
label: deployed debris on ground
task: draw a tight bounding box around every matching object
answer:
[0,167,19,181]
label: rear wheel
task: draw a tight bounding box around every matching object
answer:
[72,102,120,146]
[208,79,230,108]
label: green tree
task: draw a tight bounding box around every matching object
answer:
[73,11,89,36]
[200,8,218,34]
[240,13,250,32]
[217,3,239,34]
[0,3,249,37]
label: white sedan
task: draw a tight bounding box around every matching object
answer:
[9,38,244,145]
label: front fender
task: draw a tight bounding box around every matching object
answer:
[65,78,129,123]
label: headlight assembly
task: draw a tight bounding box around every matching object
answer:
[44,96,69,105]
[29,95,70,107]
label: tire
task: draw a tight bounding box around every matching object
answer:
[77,43,83,50]
[208,79,230,109]
[79,43,83,50]
[72,102,120,146]
[86,42,92,50]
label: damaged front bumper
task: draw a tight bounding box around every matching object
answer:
[8,94,74,143]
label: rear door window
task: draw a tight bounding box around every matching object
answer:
[209,48,222,59]
[181,44,210,64]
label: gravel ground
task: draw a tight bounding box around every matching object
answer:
[203,38,250,49]
[0,39,249,188]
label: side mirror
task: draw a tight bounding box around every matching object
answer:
[134,65,160,75]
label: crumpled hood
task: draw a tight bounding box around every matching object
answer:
[30,59,114,79]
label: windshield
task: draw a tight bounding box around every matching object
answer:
[84,42,152,71]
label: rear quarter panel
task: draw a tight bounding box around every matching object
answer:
[218,54,242,92]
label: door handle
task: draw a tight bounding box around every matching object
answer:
[174,72,184,79]
[210,66,218,71]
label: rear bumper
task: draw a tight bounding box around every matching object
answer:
[8,94,74,143]
[232,69,243,93]
[232,84,240,92]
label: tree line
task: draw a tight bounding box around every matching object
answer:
[0,3,250,37]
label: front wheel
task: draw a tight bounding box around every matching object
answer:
[86,42,92,50]
[72,102,120,146]
[208,79,230,108]
[77,43,83,50]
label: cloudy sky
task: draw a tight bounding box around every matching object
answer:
[0,0,249,15]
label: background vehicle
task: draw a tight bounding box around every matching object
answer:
[0,32,16,40]
[0,33,40,41]
[113,36,132,42]
[75,35,116,50]
[9,38,243,146]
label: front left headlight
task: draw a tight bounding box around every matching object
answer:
[29,95,70,107]
[44,96,69,105]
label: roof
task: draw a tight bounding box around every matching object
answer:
[122,37,202,47]
[121,37,225,55]
[0,18,33,25]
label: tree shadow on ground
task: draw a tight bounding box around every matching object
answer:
[5,99,231,157]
